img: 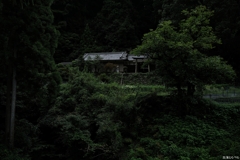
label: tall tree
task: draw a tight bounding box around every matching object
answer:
[152,0,240,82]
[1,0,26,148]
[132,6,236,96]
[0,0,61,148]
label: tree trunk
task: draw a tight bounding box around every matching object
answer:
[9,49,17,148]
[5,61,12,146]
[5,48,17,148]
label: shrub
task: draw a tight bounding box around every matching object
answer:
[0,144,30,160]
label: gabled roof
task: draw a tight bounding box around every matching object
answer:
[83,52,128,61]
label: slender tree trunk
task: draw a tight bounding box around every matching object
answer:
[3,0,19,149]
[9,49,17,148]
[5,47,17,148]
[120,73,124,85]
[5,61,12,146]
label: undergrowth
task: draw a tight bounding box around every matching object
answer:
[1,71,240,159]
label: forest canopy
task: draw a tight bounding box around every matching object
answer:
[0,0,240,160]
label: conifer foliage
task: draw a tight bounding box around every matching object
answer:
[0,0,61,148]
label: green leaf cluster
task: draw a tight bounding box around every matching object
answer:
[132,6,236,96]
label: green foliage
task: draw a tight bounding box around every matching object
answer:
[0,144,30,160]
[81,55,105,73]
[98,73,111,82]
[109,73,163,85]
[92,0,139,51]
[14,1,62,117]
[121,93,240,159]
[52,0,101,62]
[0,0,61,153]
[54,32,81,62]
[80,24,98,53]
[197,56,236,84]
[56,64,70,81]
[125,113,238,159]
[34,71,137,159]
[14,119,38,152]
[1,1,240,159]
[4,67,239,159]
[132,5,236,96]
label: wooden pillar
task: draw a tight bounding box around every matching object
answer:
[120,73,124,85]
[148,64,150,72]
[135,59,138,73]
[116,65,119,73]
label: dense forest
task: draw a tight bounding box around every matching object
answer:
[0,0,240,159]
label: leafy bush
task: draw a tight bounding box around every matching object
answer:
[19,70,240,159]
[33,71,138,159]
[98,73,111,83]
[0,144,30,160]
[109,73,163,85]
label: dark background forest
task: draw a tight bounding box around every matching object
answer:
[0,0,240,159]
